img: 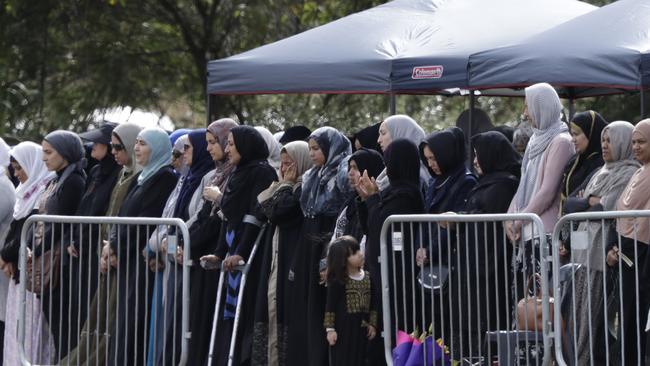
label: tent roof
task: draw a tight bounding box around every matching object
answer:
[207,0,596,95]
[468,0,650,97]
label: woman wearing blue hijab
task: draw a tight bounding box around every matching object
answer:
[106,127,178,365]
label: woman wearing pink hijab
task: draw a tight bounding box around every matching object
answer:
[606,118,650,366]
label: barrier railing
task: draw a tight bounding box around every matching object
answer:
[379,213,551,366]
[17,215,191,366]
[551,210,650,366]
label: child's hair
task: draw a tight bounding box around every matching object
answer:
[326,235,361,285]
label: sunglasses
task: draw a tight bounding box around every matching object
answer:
[110,142,125,151]
[172,150,182,159]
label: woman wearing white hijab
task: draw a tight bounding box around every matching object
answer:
[255,126,282,175]
[0,138,15,361]
[506,83,574,305]
[1,141,56,365]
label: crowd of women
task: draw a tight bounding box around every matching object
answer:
[0,82,649,365]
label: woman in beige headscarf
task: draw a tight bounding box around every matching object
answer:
[606,118,650,366]
[252,141,312,366]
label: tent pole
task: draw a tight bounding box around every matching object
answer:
[641,89,647,119]
[207,94,219,126]
[568,97,576,121]
[468,90,476,164]
[389,94,396,115]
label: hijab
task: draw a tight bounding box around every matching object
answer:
[583,121,639,210]
[421,127,467,178]
[385,139,422,187]
[281,141,313,187]
[207,118,238,191]
[376,114,428,190]
[616,119,650,243]
[220,125,273,223]
[0,138,10,172]
[300,126,352,217]
[349,148,384,180]
[472,131,521,177]
[136,127,172,185]
[174,129,214,220]
[43,130,86,194]
[169,128,191,146]
[113,123,143,174]
[562,110,607,197]
[173,134,190,176]
[255,126,282,173]
[279,125,311,144]
[10,142,56,219]
[352,123,381,152]
[514,82,569,210]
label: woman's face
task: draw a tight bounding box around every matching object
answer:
[308,139,326,167]
[134,137,151,166]
[601,130,613,163]
[348,159,361,187]
[377,122,392,152]
[523,102,536,128]
[473,149,483,176]
[632,131,650,164]
[41,140,68,172]
[206,132,224,162]
[423,145,441,176]
[225,133,241,165]
[110,135,130,166]
[91,143,109,161]
[11,161,28,183]
[571,125,589,154]
[280,152,294,179]
[183,140,193,167]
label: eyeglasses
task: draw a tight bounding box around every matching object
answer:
[172,150,182,159]
[110,142,125,151]
[183,144,191,151]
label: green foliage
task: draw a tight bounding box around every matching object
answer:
[0,0,644,143]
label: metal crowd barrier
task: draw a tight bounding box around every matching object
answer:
[207,225,267,366]
[17,215,191,366]
[551,210,650,366]
[379,213,552,366]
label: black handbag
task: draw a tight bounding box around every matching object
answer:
[417,264,449,293]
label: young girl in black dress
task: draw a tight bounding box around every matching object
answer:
[324,236,378,366]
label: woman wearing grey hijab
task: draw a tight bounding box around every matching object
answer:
[562,121,639,365]
[374,114,428,191]
[37,130,87,360]
[505,83,574,308]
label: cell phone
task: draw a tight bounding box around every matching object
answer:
[167,235,177,254]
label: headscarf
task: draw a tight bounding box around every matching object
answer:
[43,130,86,194]
[173,134,190,176]
[616,119,650,243]
[169,128,191,146]
[174,129,214,220]
[207,118,238,191]
[220,125,272,223]
[279,125,312,144]
[112,123,143,174]
[10,142,56,219]
[376,114,428,190]
[255,126,282,173]
[472,131,521,177]
[349,148,384,180]
[136,127,172,185]
[0,138,10,172]
[583,121,639,210]
[385,139,421,187]
[300,126,352,217]
[352,123,381,152]
[514,82,569,210]
[561,110,607,199]
[421,127,466,178]
[281,141,313,186]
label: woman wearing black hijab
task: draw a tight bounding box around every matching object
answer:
[201,125,277,366]
[361,138,424,364]
[449,131,521,360]
[66,123,121,355]
[38,130,87,360]
[351,123,382,152]
[332,148,384,243]
[560,110,607,213]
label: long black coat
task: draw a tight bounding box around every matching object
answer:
[108,166,178,366]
